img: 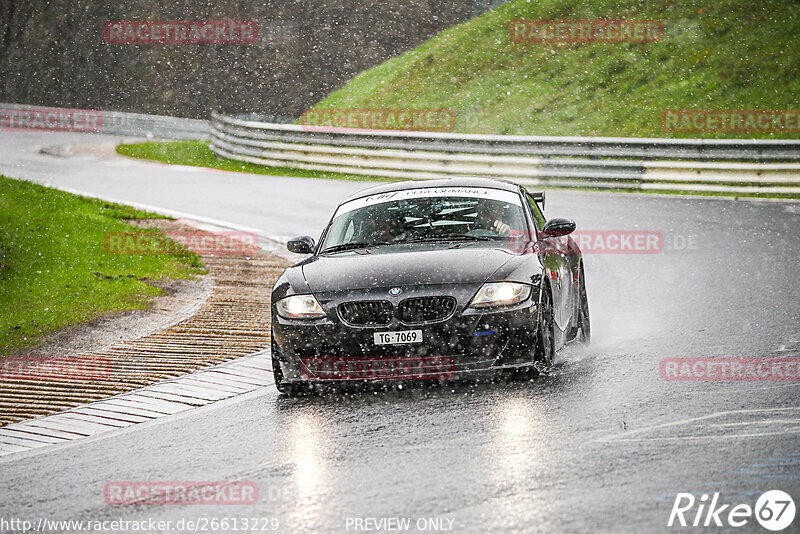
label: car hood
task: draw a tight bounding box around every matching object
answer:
[301,245,514,293]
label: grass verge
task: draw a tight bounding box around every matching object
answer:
[0,176,206,355]
[313,0,800,139]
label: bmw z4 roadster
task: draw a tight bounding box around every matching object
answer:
[271,178,590,393]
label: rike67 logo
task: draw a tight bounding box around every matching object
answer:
[668,490,796,531]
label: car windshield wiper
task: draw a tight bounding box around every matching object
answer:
[401,233,498,243]
[319,241,393,254]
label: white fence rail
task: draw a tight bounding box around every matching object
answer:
[210,112,800,194]
[5,104,797,195]
[1,103,209,139]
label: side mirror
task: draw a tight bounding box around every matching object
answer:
[541,218,576,237]
[287,236,315,254]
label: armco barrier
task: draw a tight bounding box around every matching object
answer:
[1,103,209,139]
[209,112,800,194]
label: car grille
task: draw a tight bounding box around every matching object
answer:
[398,296,457,324]
[338,301,394,326]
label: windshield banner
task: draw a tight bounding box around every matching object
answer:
[335,187,522,215]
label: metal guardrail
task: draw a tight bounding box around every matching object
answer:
[6,104,796,194]
[211,113,800,161]
[209,112,800,194]
[0,103,209,139]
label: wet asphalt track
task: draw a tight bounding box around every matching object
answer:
[1,131,799,533]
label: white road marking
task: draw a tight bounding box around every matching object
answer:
[709,418,800,427]
[601,427,800,442]
[598,407,800,442]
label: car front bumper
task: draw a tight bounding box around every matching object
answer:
[272,303,541,384]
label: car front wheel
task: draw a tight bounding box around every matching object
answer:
[534,285,555,365]
[577,267,591,344]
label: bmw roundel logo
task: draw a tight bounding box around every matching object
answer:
[389,287,402,296]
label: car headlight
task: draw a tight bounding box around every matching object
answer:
[469,282,531,309]
[276,294,326,319]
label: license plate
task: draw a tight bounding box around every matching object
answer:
[374,330,423,345]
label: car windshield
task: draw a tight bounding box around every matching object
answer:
[320,187,527,251]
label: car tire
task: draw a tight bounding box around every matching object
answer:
[534,284,555,366]
[577,267,591,344]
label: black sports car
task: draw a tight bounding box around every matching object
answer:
[270,178,590,393]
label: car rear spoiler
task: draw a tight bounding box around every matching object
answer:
[530,191,545,210]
